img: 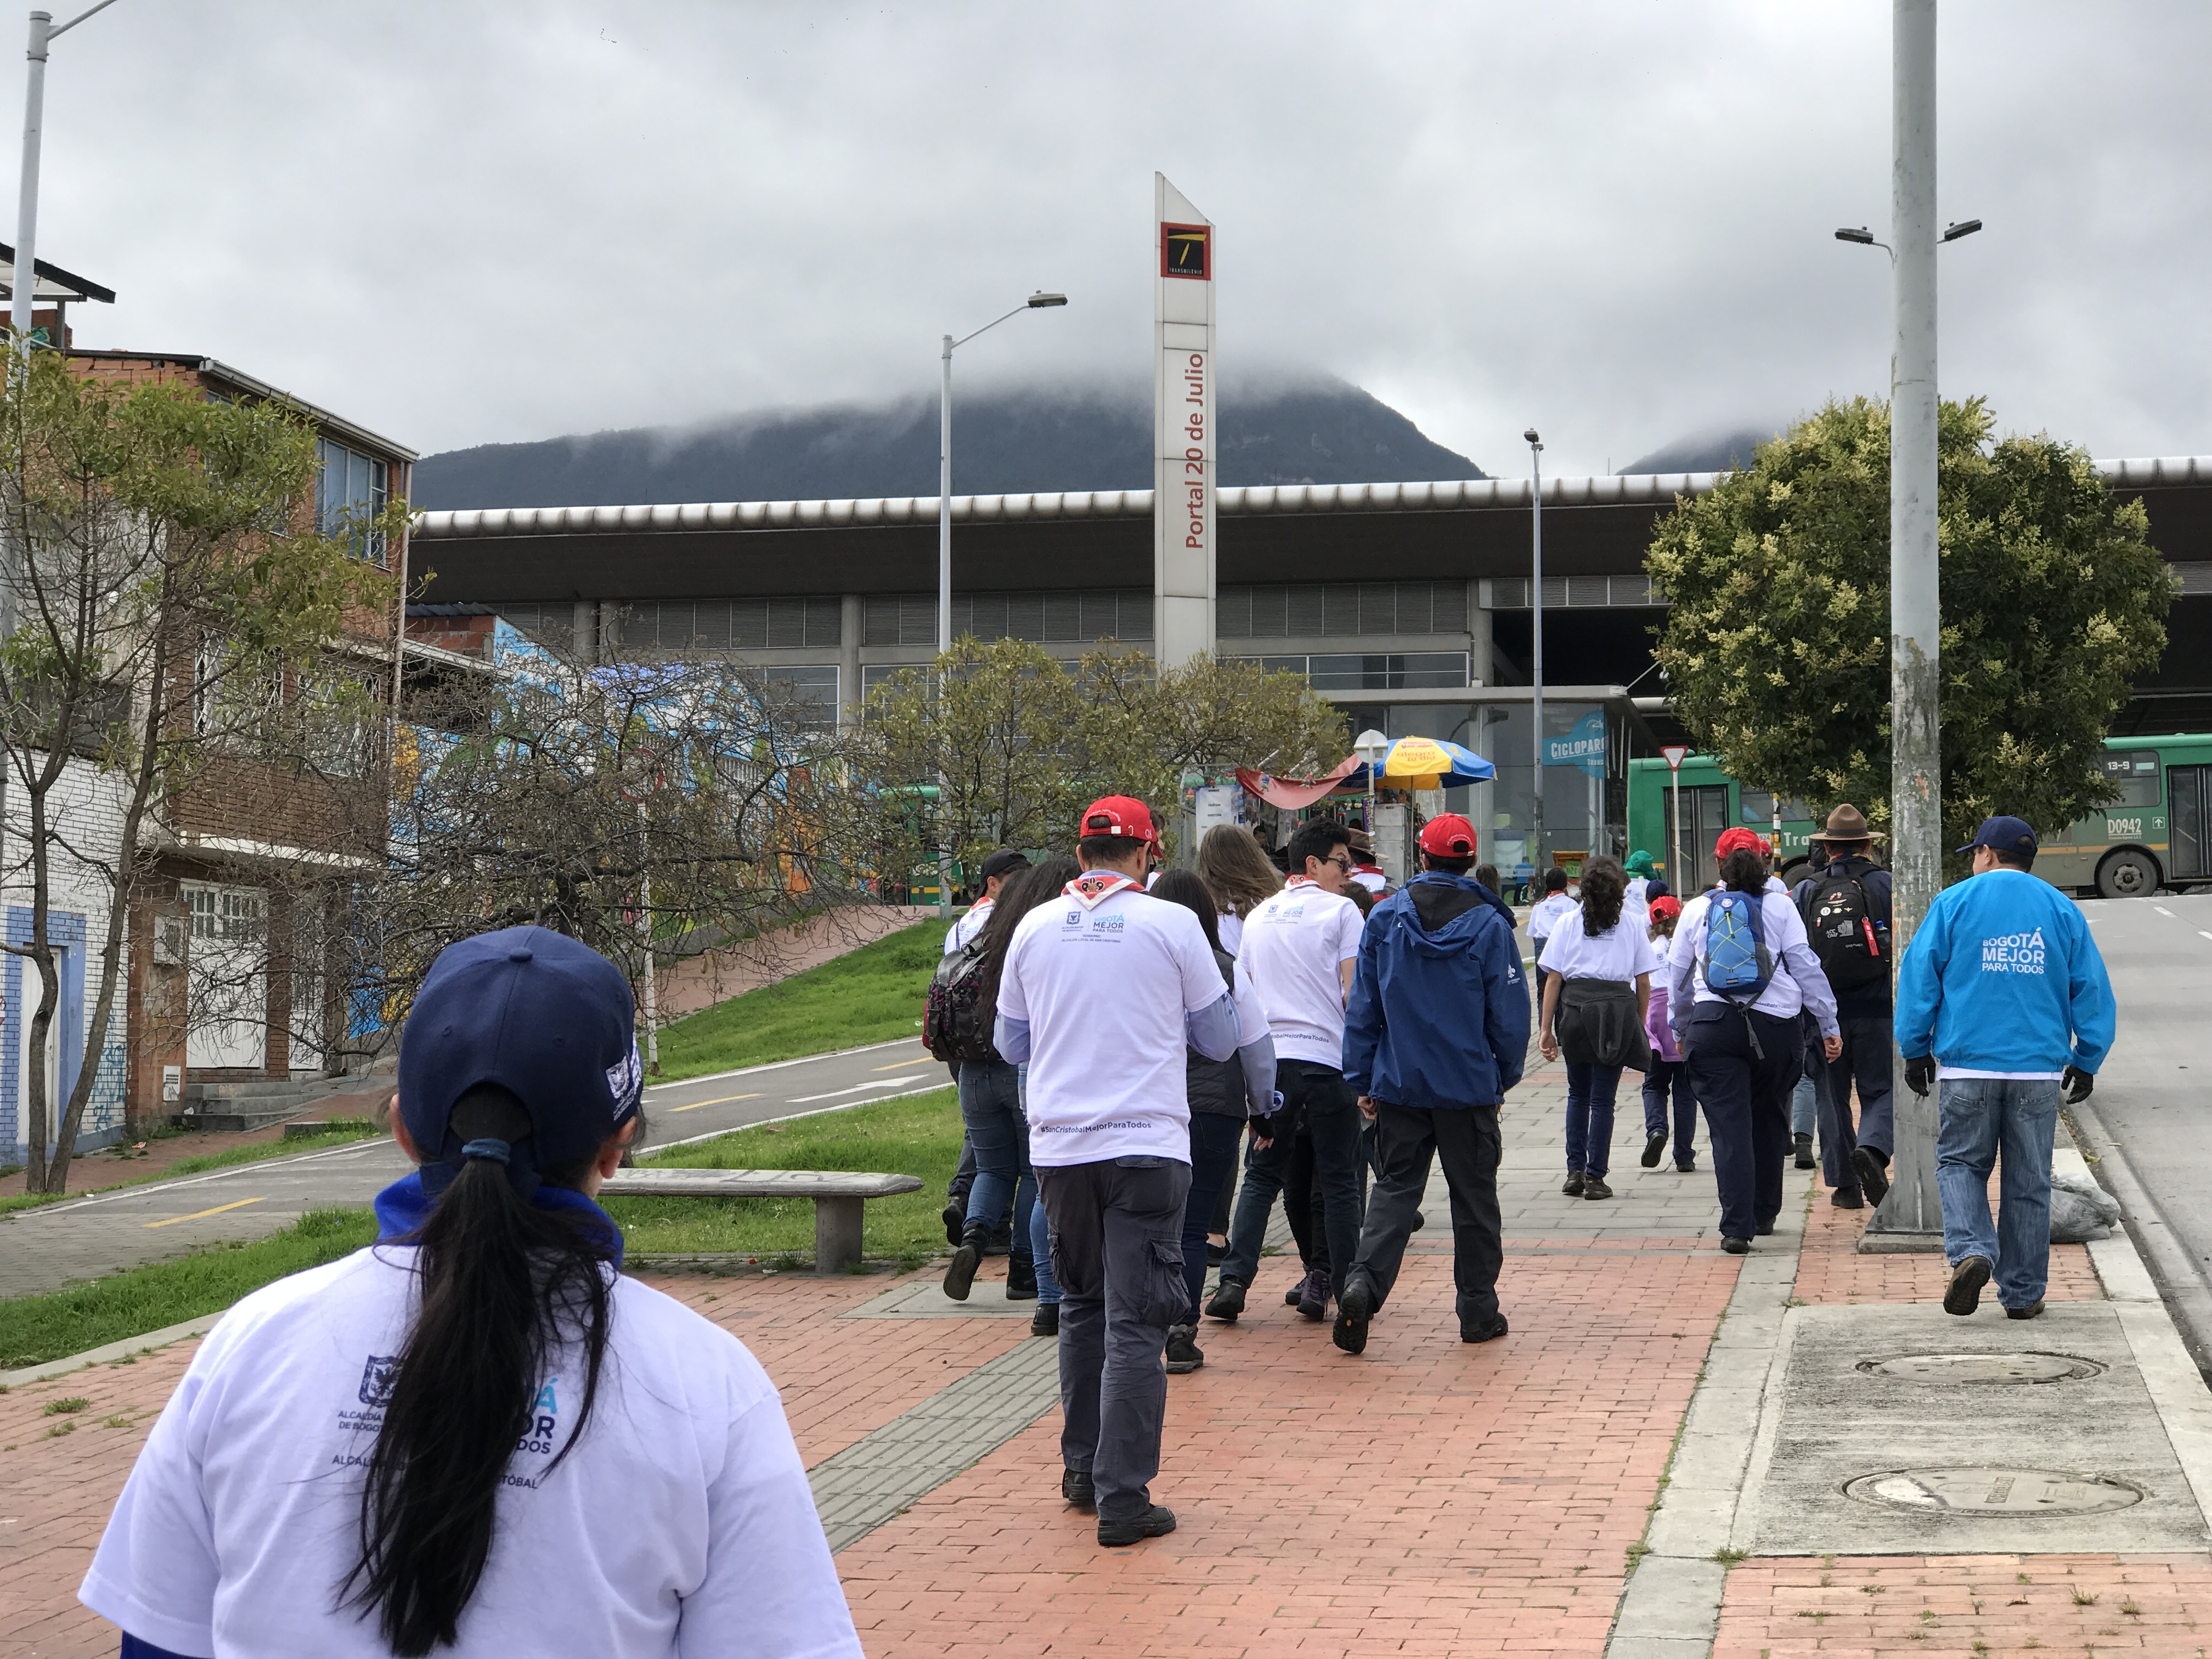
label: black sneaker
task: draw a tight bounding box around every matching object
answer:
[1297,1268,1329,1322]
[1205,1279,1245,1322]
[1721,1237,1751,1255]
[1675,1160,1697,1173]
[1409,1210,1426,1232]
[1005,1254,1037,1301]
[1831,1188,1864,1209]
[943,1226,987,1301]
[1642,1131,1668,1169]
[1755,1218,1775,1236]
[1062,1468,1096,1511]
[1098,1504,1176,1546]
[1460,1313,1509,1343]
[1562,1171,1585,1197]
[941,1201,964,1247]
[1794,1132,1816,1171]
[1944,1255,1992,1317]
[1164,1324,1205,1373]
[1333,1278,1375,1356]
[1031,1301,1059,1337]
[2006,1299,2046,1321]
[1582,1175,1613,1200]
[1852,1146,1891,1207]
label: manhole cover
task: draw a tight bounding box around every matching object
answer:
[1844,1467,2144,1514]
[1858,1352,2106,1384]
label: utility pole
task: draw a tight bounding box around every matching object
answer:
[1526,428,1545,882]
[1868,0,1943,1246]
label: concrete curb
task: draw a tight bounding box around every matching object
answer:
[2066,1093,2212,1377]
[0,1313,222,1391]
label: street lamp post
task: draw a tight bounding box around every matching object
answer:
[12,1,117,343]
[1525,428,1545,883]
[933,290,1066,916]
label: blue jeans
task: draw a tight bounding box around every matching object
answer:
[1016,1064,1059,1303]
[1936,1076,2061,1308]
[1643,1058,1697,1167]
[1564,1061,1622,1178]
[1180,1113,1246,1324]
[960,1058,1035,1260]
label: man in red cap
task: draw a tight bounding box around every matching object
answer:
[1331,812,1531,1354]
[995,795,1242,1547]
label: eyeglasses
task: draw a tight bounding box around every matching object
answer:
[1319,855,1356,873]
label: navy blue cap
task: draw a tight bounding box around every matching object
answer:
[398,926,642,1181]
[1957,815,2038,857]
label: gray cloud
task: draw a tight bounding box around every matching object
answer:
[27,1,2211,478]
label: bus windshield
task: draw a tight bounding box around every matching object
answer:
[2101,751,2161,808]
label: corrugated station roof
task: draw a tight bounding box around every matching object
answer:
[410,456,2212,542]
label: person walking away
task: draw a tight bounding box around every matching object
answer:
[1332,814,1529,1354]
[1640,895,1698,1171]
[1538,857,1661,1200]
[1196,823,1283,1252]
[940,848,1033,1243]
[994,797,1239,1546]
[1793,804,1897,1208]
[1527,867,1577,1003]
[1786,840,1831,1170]
[1667,829,1841,1253]
[1151,871,1280,1373]
[1213,818,1368,1325]
[1625,849,1656,909]
[1896,816,2115,1320]
[82,926,858,1658]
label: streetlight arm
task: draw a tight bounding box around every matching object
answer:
[48,0,120,40]
[947,303,1031,356]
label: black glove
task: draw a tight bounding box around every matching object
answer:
[2063,1064,2094,1104]
[1904,1054,1934,1097]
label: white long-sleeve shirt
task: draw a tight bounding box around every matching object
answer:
[1666,888,1839,1037]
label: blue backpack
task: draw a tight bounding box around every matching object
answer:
[1701,890,1775,1002]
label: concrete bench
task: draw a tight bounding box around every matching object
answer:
[598,1167,924,1273]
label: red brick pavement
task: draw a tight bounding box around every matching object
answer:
[1714,1553,2212,1656]
[1794,1173,2103,1306]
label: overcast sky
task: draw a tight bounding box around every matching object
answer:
[23,1,2210,478]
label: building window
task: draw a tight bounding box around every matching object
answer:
[187,885,264,944]
[1220,652,1470,691]
[317,438,389,562]
[1218,582,1469,639]
[861,590,1153,647]
[759,664,838,727]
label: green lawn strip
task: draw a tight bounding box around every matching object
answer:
[650,916,956,1082]
[612,1087,963,1266]
[0,1123,381,1218]
[0,1208,377,1372]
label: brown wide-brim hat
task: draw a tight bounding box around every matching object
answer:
[1808,803,1874,843]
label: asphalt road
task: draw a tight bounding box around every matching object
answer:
[0,1037,956,1299]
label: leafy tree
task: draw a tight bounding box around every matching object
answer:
[1646,396,2171,850]
[0,345,398,1192]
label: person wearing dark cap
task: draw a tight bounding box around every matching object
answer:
[1897,816,2116,1321]
[82,926,859,1659]
[1332,814,1530,1354]
[1792,804,1895,1209]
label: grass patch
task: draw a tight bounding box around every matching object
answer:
[652,917,954,1081]
[0,1123,383,1217]
[0,1207,376,1371]
[610,1087,963,1262]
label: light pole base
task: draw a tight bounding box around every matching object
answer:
[1854,1227,1944,1255]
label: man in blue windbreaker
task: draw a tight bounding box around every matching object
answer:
[1332,814,1531,1355]
[1896,816,2117,1322]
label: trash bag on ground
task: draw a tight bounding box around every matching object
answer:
[2049,1167,2121,1243]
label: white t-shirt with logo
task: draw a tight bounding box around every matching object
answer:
[81,1247,860,1659]
[1240,878,1366,1066]
[998,883,1228,1165]
[1539,917,1666,983]
[944,896,994,954]
[1528,891,1580,945]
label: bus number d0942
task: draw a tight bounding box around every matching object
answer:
[2107,817,2143,839]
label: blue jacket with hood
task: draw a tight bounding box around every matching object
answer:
[1343,872,1531,1109]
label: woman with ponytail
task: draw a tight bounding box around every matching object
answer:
[83,926,860,1659]
[1536,856,1663,1202]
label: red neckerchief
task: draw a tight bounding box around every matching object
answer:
[1064,871,1141,911]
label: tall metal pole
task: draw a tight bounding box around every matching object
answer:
[11,10,48,343]
[1869,0,1943,1244]
[1528,432,1545,879]
[934,335,955,919]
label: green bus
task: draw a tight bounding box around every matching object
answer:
[1626,733,2212,900]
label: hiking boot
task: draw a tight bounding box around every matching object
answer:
[1721,1237,1751,1255]
[1461,1312,1509,1343]
[1755,1218,1775,1236]
[1005,1253,1037,1301]
[1409,1210,1426,1232]
[1284,1282,1305,1306]
[1097,1504,1176,1547]
[2006,1299,2047,1321]
[1333,1277,1375,1356]
[1642,1130,1668,1169]
[1675,1159,1697,1173]
[1794,1131,1816,1170]
[942,1223,989,1301]
[1204,1278,1246,1322]
[1944,1255,1993,1317]
[941,1201,965,1247]
[1562,1171,1585,1197]
[1164,1324,1205,1373]
[1297,1268,1330,1321]
[1831,1188,1864,1209]
[1062,1467,1096,1511]
[1031,1301,1059,1338]
[1582,1175,1613,1200]
[1852,1146,1892,1207]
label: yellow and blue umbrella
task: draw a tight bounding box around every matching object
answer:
[1358,735,1495,789]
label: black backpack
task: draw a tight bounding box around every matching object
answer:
[923,938,998,1063]
[1800,869,1886,991]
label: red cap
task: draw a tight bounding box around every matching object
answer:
[1714,826,1764,859]
[1077,795,1160,849]
[1648,894,1683,922]
[1417,813,1479,857]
